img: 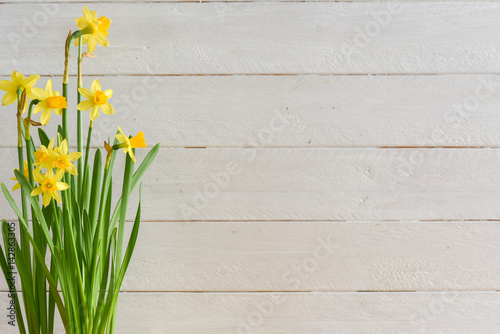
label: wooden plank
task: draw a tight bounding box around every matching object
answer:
[3,74,500,148]
[1,148,500,221]
[2,3,500,74]
[7,0,498,2]
[2,222,500,292]
[1,291,500,333]
[119,221,500,292]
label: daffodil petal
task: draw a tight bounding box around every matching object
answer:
[60,139,68,155]
[100,102,114,115]
[95,32,109,47]
[2,91,17,106]
[31,186,44,196]
[33,102,45,114]
[0,80,14,91]
[11,71,24,85]
[12,183,20,191]
[78,88,93,99]
[56,182,69,191]
[75,17,87,30]
[128,149,137,163]
[90,105,99,121]
[103,89,113,98]
[83,6,92,22]
[55,169,65,181]
[25,75,40,88]
[87,36,97,54]
[65,164,78,175]
[40,109,51,126]
[115,134,128,143]
[45,79,52,93]
[33,172,45,184]
[53,191,63,204]
[42,192,51,206]
[91,79,101,93]
[77,99,93,111]
[67,152,83,161]
[31,87,47,101]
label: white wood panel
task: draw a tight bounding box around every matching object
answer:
[120,221,500,292]
[1,292,500,333]
[12,0,497,2]
[3,3,500,75]
[2,222,500,292]
[1,148,500,221]
[3,74,500,148]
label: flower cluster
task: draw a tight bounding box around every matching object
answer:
[0,6,158,333]
[27,139,80,206]
[0,6,147,208]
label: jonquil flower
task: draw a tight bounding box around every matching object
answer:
[31,169,69,207]
[77,79,113,122]
[11,161,29,191]
[114,126,147,163]
[48,139,82,175]
[0,71,40,109]
[74,6,111,54]
[33,138,57,169]
[31,79,67,125]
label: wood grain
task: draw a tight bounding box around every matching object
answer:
[1,291,500,333]
[2,3,500,75]
[2,221,499,292]
[1,148,500,221]
[2,1,500,332]
[3,74,500,148]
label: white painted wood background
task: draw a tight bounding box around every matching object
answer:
[1,1,500,333]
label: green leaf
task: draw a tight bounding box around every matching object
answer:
[0,220,27,334]
[38,128,50,147]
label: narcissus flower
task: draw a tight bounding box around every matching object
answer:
[114,126,147,163]
[77,79,113,122]
[31,169,69,207]
[11,161,29,191]
[33,138,57,169]
[0,71,40,109]
[48,139,82,175]
[31,79,67,125]
[74,6,111,54]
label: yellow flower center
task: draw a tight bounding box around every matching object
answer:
[98,17,111,34]
[129,132,147,148]
[41,178,56,192]
[46,96,67,109]
[54,156,71,170]
[34,150,50,164]
[93,90,108,105]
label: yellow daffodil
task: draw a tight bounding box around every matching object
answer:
[31,169,68,207]
[77,79,113,122]
[11,163,42,191]
[30,79,67,125]
[0,71,40,110]
[74,6,111,54]
[33,138,57,169]
[48,139,82,175]
[11,161,28,191]
[114,126,147,163]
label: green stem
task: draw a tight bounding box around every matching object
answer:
[82,124,93,211]
[62,30,74,141]
[77,36,83,196]
[16,89,31,332]
[115,149,134,272]
[84,124,93,176]
[16,90,29,243]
